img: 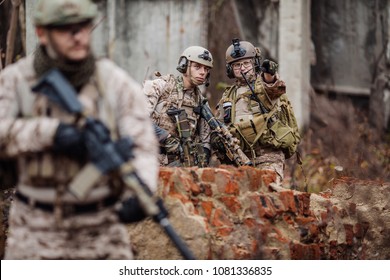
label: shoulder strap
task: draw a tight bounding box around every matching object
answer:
[161,74,178,112]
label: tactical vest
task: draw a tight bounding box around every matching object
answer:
[220,77,300,159]
[12,60,120,193]
[151,74,203,141]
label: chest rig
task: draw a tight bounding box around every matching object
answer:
[153,75,203,140]
[220,77,279,160]
[15,63,118,189]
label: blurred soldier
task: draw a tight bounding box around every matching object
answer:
[216,39,300,182]
[0,0,159,259]
[144,46,213,167]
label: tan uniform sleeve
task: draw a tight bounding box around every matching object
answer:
[142,78,166,117]
[0,60,59,157]
[102,61,159,192]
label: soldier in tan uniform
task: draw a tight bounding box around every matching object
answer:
[0,0,159,259]
[143,46,213,167]
[216,39,300,183]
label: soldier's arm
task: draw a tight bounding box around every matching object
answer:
[260,59,286,102]
[142,78,166,117]
[0,66,59,157]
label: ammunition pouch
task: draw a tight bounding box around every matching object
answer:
[233,114,267,145]
[259,119,299,159]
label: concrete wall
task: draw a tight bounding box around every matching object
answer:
[311,0,388,96]
[279,0,311,131]
[26,0,208,83]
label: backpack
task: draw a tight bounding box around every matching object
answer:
[258,94,301,159]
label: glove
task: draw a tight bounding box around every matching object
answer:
[153,124,169,143]
[203,147,211,165]
[117,197,147,223]
[261,59,278,75]
[163,135,181,154]
[210,132,226,153]
[53,122,86,158]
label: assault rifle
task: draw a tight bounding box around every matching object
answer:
[199,100,252,166]
[32,69,196,260]
[166,108,208,167]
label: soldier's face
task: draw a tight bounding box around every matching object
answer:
[183,62,210,88]
[36,21,93,61]
[232,58,255,79]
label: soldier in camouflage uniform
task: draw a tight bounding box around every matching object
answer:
[0,0,159,259]
[143,46,213,167]
[216,39,300,183]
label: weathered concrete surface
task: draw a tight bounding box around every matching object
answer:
[128,166,390,260]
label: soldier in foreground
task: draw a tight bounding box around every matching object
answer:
[216,39,301,182]
[143,46,213,167]
[0,0,159,259]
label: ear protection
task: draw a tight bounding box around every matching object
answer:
[177,56,211,87]
[176,56,188,73]
[226,63,235,79]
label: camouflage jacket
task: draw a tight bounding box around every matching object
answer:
[143,74,211,150]
[0,55,159,202]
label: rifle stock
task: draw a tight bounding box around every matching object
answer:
[32,68,196,260]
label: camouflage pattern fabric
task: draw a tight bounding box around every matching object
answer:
[0,55,159,259]
[4,200,133,259]
[143,74,210,166]
[216,73,293,182]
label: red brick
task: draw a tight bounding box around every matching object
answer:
[212,208,233,227]
[243,218,257,228]
[219,196,241,214]
[201,168,215,182]
[261,169,277,187]
[295,216,316,225]
[225,180,240,195]
[295,192,311,216]
[354,222,369,239]
[200,201,214,221]
[348,203,357,215]
[216,227,234,237]
[344,224,354,245]
[279,191,297,212]
[200,183,213,196]
[248,195,276,219]
[282,214,295,225]
[290,243,321,260]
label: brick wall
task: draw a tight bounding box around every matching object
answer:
[128,166,390,260]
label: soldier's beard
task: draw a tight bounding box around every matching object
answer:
[33,45,96,90]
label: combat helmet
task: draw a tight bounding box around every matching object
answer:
[225,38,261,78]
[177,46,213,73]
[34,0,98,26]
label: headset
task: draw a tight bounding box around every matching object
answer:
[176,56,188,74]
[226,39,262,79]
